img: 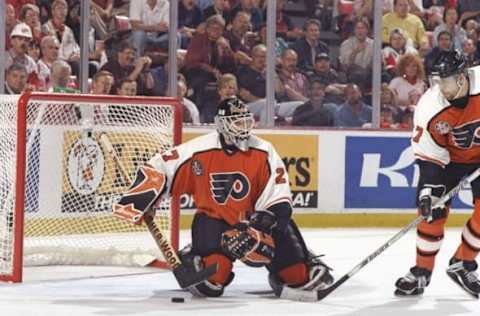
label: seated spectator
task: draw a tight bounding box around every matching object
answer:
[6,0,36,17]
[382,28,418,81]
[91,70,114,95]
[116,78,138,96]
[203,0,231,21]
[380,106,398,128]
[37,36,60,91]
[228,0,263,32]
[177,78,201,124]
[41,0,82,76]
[100,41,153,96]
[183,15,236,122]
[307,53,347,105]
[27,41,40,62]
[291,79,337,127]
[238,44,266,103]
[50,59,76,93]
[178,0,204,49]
[91,0,114,40]
[224,11,253,66]
[275,0,302,42]
[335,83,372,127]
[129,0,171,56]
[464,18,478,33]
[463,38,480,67]
[382,0,429,52]
[6,23,37,77]
[339,18,374,92]
[5,4,17,50]
[4,63,28,95]
[458,0,480,26]
[424,30,453,75]
[432,7,467,50]
[276,49,309,103]
[291,19,329,73]
[380,82,404,124]
[218,73,239,101]
[19,3,42,45]
[390,53,426,107]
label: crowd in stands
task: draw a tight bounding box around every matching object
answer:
[3,0,480,129]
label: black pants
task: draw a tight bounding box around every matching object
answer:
[190,213,308,274]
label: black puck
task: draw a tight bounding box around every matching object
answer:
[171,297,185,303]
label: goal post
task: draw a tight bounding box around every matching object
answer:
[0,92,182,283]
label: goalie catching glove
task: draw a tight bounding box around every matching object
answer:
[112,165,166,224]
[221,210,276,267]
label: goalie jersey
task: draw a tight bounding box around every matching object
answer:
[148,132,292,225]
[412,66,480,166]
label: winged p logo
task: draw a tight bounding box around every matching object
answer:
[210,172,250,204]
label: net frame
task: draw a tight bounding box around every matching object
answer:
[0,92,182,283]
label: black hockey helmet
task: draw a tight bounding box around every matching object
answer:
[215,97,254,152]
[430,50,467,78]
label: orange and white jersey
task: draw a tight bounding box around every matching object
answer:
[412,66,480,166]
[148,132,292,225]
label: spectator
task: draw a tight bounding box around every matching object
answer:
[458,0,480,26]
[19,3,42,45]
[335,83,372,127]
[224,11,253,66]
[389,53,426,107]
[307,53,347,105]
[424,30,453,75]
[380,82,403,124]
[217,73,239,101]
[203,0,230,21]
[50,59,74,93]
[291,79,337,127]
[116,78,138,96]
[177,79,201,124]
[91,0,114,40]
[100,41,153,96]
[183,15,236,122]
[291,19,329,72]
[462,38,480,67]
[432,7,467,50]
[238,44,267,103]
[37,36,60,91]
[276,49,309,103]
[464,18,478,33]
[129,0,171,56]
[91,70,114,95]
[382,0,429,51]
[5,4,17,50]
[257,23,288,60]
[6,0,36,18]
[339,18,374,91]
[275,0,302,42]
[41,0,81,76]
[4,63,28,95]
[380,106,398,128]
[382,28,418,81]
[6,23,37,77]
[27,41,40,62]
[178,0,204,49]
[228,0,263,32]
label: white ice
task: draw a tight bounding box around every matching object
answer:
[1,228,480,316]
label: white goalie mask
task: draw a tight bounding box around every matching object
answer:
[214,97,255,152]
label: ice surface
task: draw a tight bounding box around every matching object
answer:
[1,228,479,316]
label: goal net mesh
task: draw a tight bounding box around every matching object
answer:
[0,94,180,278]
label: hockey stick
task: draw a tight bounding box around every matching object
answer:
[316,167,480,301]
[99,132,218,288]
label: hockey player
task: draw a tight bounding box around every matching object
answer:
[395,50,480,298]
[113,97,333,298]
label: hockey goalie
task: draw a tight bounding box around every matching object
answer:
[113,97,334,299]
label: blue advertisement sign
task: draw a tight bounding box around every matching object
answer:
[345,136,471,209]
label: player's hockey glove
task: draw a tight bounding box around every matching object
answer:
[418,186,446,224]
[221,210,276,267]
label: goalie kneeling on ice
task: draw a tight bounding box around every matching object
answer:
[222,226,275,267]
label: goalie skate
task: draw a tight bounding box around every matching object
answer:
[446,257,480,299]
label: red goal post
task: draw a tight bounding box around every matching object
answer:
[0,92,182,282]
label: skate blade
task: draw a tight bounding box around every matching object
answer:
[394,288,424,297]
[446,272,479,299]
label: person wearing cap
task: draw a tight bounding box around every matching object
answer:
[308,53,347,104]
[6,22,38,77]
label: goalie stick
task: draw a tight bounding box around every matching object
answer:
[98,132,218,289]
[315,166,480,301]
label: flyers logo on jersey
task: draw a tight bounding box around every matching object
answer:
[452,120,480,149]
[210,172,250,204]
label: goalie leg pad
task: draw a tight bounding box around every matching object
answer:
[112,165,166,224]
[277,262,308,287]
[203,253,234,285]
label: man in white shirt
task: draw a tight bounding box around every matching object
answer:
[37,36,60,91]
[130,0,177,56]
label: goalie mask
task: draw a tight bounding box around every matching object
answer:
[429,50,468,101]
[215,97,255,152]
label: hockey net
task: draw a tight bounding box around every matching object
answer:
[0,92,182,282]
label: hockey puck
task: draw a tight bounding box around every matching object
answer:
[171,297,185,303]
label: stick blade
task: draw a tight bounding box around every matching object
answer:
[173,263,218,288]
